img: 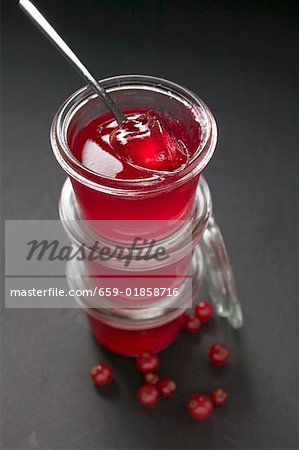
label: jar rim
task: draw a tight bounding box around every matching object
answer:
[59,176,212,271]
[50,74,217,196]
[66,245,204,328]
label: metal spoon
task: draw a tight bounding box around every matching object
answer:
[19,0,190,176]
[19,0,125,125]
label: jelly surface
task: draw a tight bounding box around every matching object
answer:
[71,109,200,179]
[110,111,188,172]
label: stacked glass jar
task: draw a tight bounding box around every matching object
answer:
[51,75,243,356]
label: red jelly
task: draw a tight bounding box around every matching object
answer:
[110,110,188,172]
[67,245,204,357]
[69,108,198,231]
[85,252,192,307]
[73,109,192,180]
[86,308,184,357]
[52,75,217,231]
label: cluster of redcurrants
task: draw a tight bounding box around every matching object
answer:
[182,300,214,332]
[90,301,230,420]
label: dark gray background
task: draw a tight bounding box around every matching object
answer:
[1,0,299,449]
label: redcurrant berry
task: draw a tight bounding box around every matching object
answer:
[137,384,160,408]
[144,372,159,385]
[135,351,160,374]
[210,388,228,406]
[157,378,176,398]
[209,343,230,366]
[188,394,214,420]
[194,301,213,323]
[90,363,112,386]
[182,314,201,333]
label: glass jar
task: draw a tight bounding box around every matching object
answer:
[66,246,204,356]
[61,176,243,356]
[51,75,217,238]
[60,175,211,305]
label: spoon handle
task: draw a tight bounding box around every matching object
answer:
[19,0,125,124]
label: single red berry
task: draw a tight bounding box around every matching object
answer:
[210,388,228,406]
[209,343,230,366]
[90,363,112,386]
[137,384,160,408]
[195,301,213,323]
[182,314,201,333]
[144,372,159,385]
[157,378,177,398]
[135,351,160,374]
[188,394,214,420]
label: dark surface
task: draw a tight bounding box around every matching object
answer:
[1,1,299,449]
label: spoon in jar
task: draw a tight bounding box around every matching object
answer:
[19,0,190,175]
[19,0,125,125]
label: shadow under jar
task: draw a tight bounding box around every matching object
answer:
[51,75,217,238]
